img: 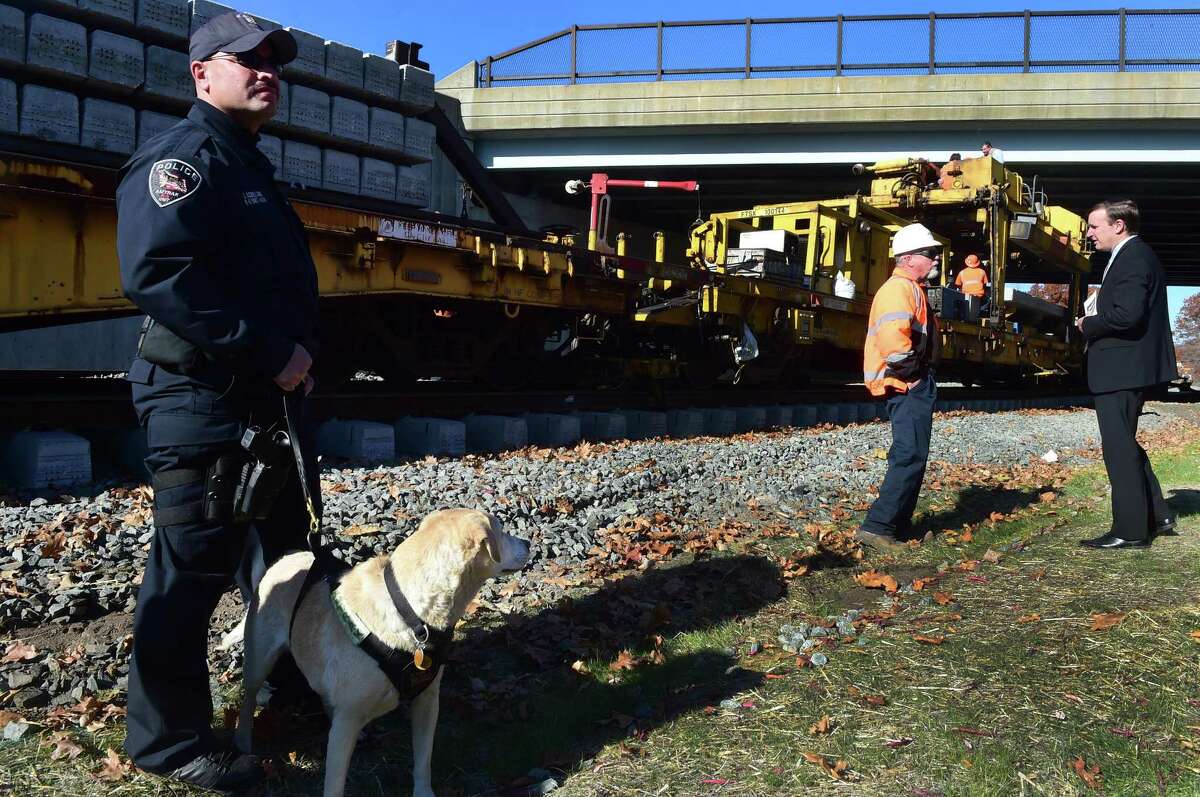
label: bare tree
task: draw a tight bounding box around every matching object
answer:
[1175,292,1200,379]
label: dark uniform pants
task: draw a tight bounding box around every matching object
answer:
[123,371,318,773]
[1094,388,1170,541]
[861,377,936,538]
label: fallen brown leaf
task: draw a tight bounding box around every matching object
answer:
[855,569,899,593]
[341,523,382,537]
[802,752,849,781]
[954,727,995,738]
[40,531,67,559]
[886,737,914,749]
[1,641,37,663]
[913,635,945,645]
[1017,614,1042,624]
[809,715,832,735]
[648,635,667,666]
[1188,630,1200,642]
[1039,491,1057,503]
[982,549,1003,564]
[933,592,954,606]
[95,748,133,782]
[1089,612,1126,632]
[45,732,83,761]
[1071,755,1103,789]
[609,650,638,671]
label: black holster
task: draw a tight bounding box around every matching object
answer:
[137,316,209,375]
[151,453,246,527]
[232,424,295,523]
[205,455,243,522]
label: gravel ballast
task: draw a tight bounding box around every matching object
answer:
[0,405,1185,709]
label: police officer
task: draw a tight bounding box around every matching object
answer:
[116,12,319,791]
[857,223,942,552]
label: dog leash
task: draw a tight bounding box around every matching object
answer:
[282,389,321,551]
[282,389,351,645]
[280,390,446,685]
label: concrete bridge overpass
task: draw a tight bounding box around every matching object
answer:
[436,8,1200,285]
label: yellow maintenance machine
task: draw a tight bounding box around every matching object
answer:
[2,142,1087,391]
[669,155,1091,387]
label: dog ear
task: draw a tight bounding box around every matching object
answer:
[483,513,504,562]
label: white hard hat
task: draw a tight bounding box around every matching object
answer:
[891,223,940,256]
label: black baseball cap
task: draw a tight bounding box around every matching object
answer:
[189,11,298,64]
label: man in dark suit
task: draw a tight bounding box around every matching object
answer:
[1076,199,1179,549]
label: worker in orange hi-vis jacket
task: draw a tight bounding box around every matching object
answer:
[954,254,989,299]
[858,223,942,553]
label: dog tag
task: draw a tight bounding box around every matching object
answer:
[413,649,431,671]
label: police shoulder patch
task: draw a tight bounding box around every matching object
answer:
[148,159,203,208]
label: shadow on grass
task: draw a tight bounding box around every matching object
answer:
[1166,488,1200,521]
[906,484,1042,540]
[265,554,782,795]
[441,648,762,796]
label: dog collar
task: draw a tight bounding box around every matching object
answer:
[328,572,454,700]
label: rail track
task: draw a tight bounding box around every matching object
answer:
[3,371,1193,433]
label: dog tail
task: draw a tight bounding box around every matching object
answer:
[219,613,247,650]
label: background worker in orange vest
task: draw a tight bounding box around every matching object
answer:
[857,223,943,552]
[954,254,989,306]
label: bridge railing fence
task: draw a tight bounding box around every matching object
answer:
[477,10,1200,87]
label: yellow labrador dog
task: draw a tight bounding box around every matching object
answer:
[227,508,529,797]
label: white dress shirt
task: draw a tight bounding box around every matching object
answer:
[1085,234,1138,317]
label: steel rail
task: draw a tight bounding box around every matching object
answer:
[2,374,1185,432]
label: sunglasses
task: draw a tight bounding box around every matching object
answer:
[910,248,941,260]
[206,51,281,72]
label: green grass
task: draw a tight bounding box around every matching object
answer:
[3,434,1200,796]
[548,439,1200,797]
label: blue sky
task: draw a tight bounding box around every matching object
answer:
[237,0,1200,77]
[240,0,1200,322]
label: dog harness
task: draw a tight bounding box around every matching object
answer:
[332,566,453,699]
[288,557,452,700]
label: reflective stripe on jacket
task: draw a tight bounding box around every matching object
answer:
[954,266,988,298]
[864,269,933,397]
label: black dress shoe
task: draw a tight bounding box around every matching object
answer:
[1079,532,1150,550]
[162,749,266,793]
[1154,517,1178,536]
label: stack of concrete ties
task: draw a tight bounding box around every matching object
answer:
[1,0,436,207]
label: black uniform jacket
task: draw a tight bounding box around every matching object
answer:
[116,100,320,445]
[1080,236,1179,394]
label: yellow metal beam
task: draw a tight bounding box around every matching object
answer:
[0,156,650,325]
